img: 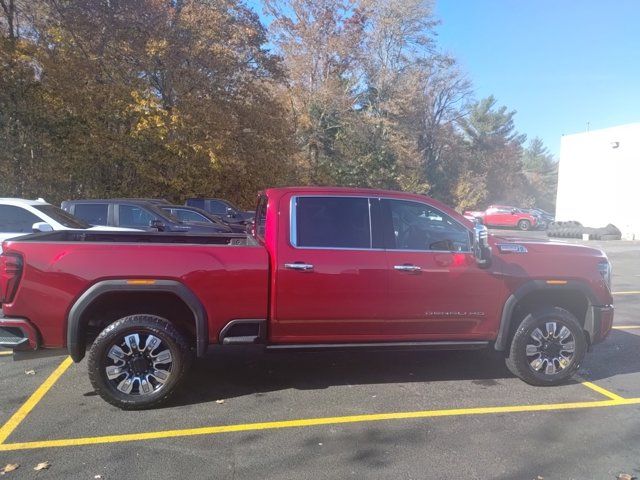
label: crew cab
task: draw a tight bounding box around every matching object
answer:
[464,205,538,231]
[0,187,613,409]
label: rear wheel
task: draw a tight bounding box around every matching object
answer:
[506,307,586,386]
[88,314,192,409]
[517,219,531,231]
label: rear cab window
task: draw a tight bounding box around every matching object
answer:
[255,195,268,241]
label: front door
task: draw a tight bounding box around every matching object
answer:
[271,195,389,343]
[383,199,505,340]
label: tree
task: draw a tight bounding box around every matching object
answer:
[522,137,558,211]
[455,95,530,209]
[0,0,296,206]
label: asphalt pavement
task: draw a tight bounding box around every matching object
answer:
[1,231,639,479]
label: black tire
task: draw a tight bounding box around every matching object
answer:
[88,314,192,410]
[517,219,531,231]
[601,234,621,241]
[505,307,587,386]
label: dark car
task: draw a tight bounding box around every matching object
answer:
[521,208,555,230]
[159,205,246,233]
[61,199,230,233]
[185,198,254,225]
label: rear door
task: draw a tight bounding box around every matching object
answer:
[271,195,389,343]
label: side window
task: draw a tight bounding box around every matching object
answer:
[119,205,157,228]
[173,209,209,223]
[208,200,228,215]
[73,203,109,225]
[0,205,41,233]
[385,199,470,252]
[255,195,267,240]
[292,196,371,249]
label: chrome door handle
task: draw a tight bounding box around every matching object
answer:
[394,264,422,273]
[285,263,314,271]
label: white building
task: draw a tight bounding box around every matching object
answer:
[556,123,640,240]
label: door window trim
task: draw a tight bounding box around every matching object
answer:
[288,195,472,253]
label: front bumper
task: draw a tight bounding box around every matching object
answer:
[0,311,40,350]
[592,304,614,344]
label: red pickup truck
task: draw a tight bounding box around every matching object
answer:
[0,187,614,409]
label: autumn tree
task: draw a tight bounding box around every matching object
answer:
[1,0,295,206]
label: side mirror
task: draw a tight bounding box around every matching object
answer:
[226,207,236,218]
[473,222,492,268]
[32,222,54,233]
[511,209,518,215]
[149,219,166,232]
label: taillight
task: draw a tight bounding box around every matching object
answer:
[0,253,23,304]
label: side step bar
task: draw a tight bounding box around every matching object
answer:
[265,341,489,352]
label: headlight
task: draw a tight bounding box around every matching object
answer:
[598,260,612,290]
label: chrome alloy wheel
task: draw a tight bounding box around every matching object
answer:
[525,321,576,376]
[105,333,173,396]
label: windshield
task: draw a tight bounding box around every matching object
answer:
[34,204,91,229]
[145,203,182,223]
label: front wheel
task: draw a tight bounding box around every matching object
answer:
[517,219,531,231]
[505,307,586,386]
[88,314,192,409]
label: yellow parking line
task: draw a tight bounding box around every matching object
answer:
[1,397,639,452]
[612,291,640,295]
[0,351,12,356]
[580,381,626,401]
[613,325,640,330]
[0,356,73,445]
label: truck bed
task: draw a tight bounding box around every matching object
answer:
[12,230,254,245]
[1,231,269,349]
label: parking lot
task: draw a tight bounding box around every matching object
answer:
[1,232,639,479]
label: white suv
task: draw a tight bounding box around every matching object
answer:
[0,198,138,252]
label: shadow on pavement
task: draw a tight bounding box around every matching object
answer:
[164,329,640,408]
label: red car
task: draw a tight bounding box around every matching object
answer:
[1,187,613,409]
[464,205,538,231]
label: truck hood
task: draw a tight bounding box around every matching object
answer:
[490,234,607,258]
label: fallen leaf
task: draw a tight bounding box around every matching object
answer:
[215,399,225,404]
[1,464,19,475]
[33,462,50,471]
[94,475,102,479]
[24,370,36,375]
[617,474,637,480]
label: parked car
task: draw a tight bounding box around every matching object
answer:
[158,205,243,233]
[185,198,254,225]
[464,205,538,231]
[2,187,613,409]
[0,198,137,252]
[521,208,555,230]
[61,199,230,233]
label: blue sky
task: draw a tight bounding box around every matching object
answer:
[247,0,640,157]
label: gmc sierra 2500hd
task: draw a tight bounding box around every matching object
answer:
[0,187,614,409]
